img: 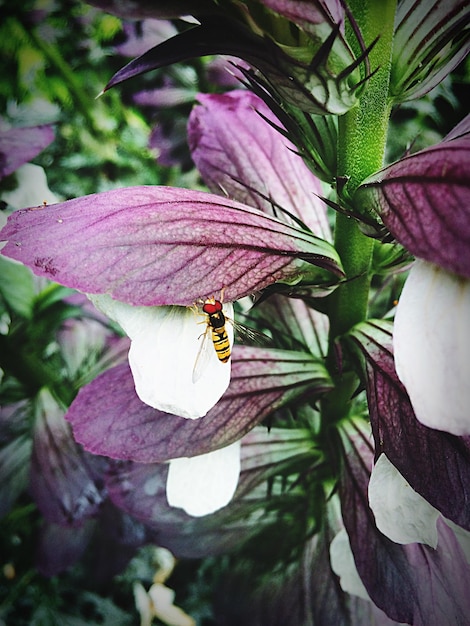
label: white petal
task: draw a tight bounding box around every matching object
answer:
[368,453,439,548]
[133,582,153,626]
[166,440,241,517]
[148,583,195,626]
[88,294,233,419]
[1,163,59,209]
[394,260,470,435]
[329,529,370,601]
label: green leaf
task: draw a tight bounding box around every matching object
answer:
[0,256,35,317]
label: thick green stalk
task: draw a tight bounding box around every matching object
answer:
[323,0,396,422]
[329,0,396,342]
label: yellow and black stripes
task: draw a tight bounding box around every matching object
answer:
[211,326,231,363]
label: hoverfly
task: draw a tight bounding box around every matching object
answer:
[192,294,269,383]
[192,296,232,383]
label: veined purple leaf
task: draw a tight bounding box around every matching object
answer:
[65,345,332,463]
[30,390,107,527]
[338,421,470,625]
[0,186,342,306]
[188,90,331,240]
[0,124,54,180]
[353,133,470,278]
[391,0,470,101]
[345,319,470,530]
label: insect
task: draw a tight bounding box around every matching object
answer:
[193,296,232,382]
[192,294,271,383]
[201,297,232,363]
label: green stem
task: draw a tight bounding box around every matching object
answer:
[323,0,396,422]
[329,0,396,342]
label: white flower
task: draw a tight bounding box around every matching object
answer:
[393,260,470,435]
[166,440,241,516]
[368,453,439,547]
[329,529,370,601]
[89,294,234,419]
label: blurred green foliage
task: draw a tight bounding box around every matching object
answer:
[0,0,193,202]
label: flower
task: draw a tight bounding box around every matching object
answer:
[166,439,241,516]
[354,115,470,435]
[368,452,440,548]
[88,294,234,419]
[393,260,470,435]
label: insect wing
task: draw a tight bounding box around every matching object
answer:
[232,320,272,346]
[192,325,213,383]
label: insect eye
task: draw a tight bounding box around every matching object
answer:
[203,299,223,314]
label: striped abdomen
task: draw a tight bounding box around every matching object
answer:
[210,326,231,363]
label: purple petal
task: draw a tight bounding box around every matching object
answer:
[0,124,54,180]
[30,391,107,526]
[65,345,332,462]
[354,133,470,278]
[0,186,342,305]
[346,320,470,531]
[339,422,470,625]
[188,90,331,239]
